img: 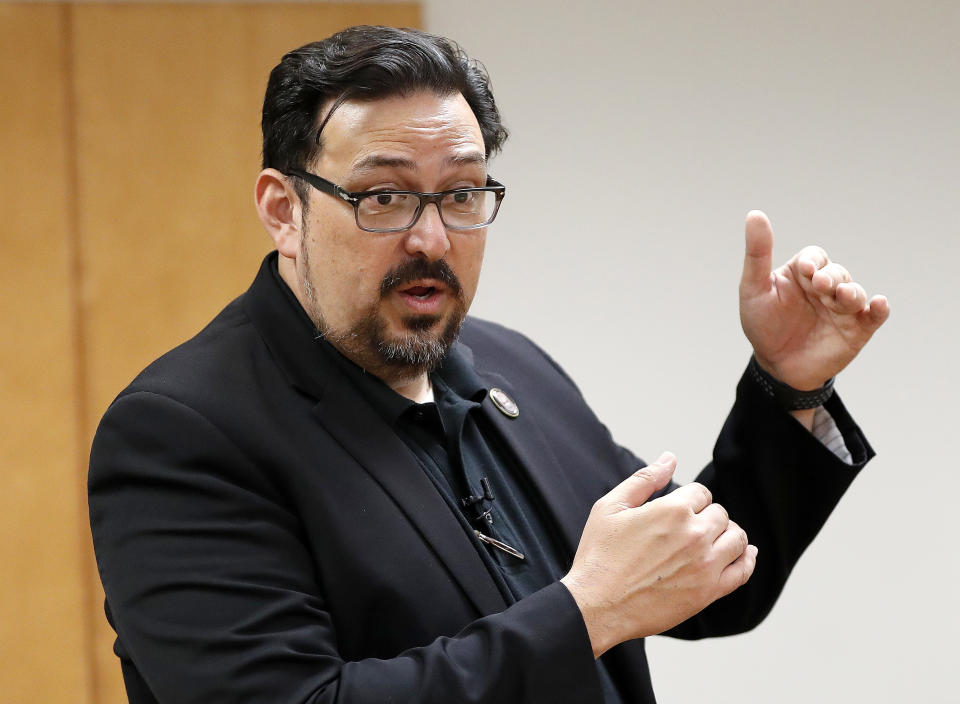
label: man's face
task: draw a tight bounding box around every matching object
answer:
[294,91,488,382]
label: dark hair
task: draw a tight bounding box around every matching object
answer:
[261,25,508,201]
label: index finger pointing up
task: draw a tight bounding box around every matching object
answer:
[741,210,774,296]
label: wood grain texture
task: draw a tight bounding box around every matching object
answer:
[0,5,93,703]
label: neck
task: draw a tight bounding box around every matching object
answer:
[390,373,432,403]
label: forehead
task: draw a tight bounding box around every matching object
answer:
[315,92,485,176]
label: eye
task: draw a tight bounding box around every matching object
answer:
[446,191,480,212]
[357,192,414,222]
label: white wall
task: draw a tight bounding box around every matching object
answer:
[426,1,958,702]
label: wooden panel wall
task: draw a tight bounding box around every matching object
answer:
[0,6,92,703]
[0,4,421,703]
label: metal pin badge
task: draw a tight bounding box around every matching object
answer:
[489,388,519,418]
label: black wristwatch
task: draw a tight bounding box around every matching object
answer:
[747,355,835,410]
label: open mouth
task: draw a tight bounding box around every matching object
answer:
[394,281,448,314]
[403,285,437,300]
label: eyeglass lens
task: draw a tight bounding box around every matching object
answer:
[356,190,498,231]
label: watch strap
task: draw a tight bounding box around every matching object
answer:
[748,355,835,410]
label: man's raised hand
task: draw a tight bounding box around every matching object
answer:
[739,210,890,391]
[560,453,757,658]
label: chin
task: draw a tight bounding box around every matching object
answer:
[378,312,463,370]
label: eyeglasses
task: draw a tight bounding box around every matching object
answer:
[286,169,506,233]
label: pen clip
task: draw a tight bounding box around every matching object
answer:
[474,530,525,560]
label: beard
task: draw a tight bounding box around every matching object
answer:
[300,250,467,381]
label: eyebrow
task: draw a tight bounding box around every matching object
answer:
[351,155,417,173]
[350,151,487,175]
[446,152,487,168]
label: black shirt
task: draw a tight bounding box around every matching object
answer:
[322,339,566,599]
[318,338,624,704]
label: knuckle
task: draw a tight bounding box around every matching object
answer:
[666,500,690,521]
[690,482,712,505]
[801,245,828,264]
[736,529,749,553]
[727,520,748,544]
[632,467,656,482]
[688,522,710,544]
[829,262,851,282]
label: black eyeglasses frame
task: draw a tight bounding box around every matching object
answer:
[286,168,506,233]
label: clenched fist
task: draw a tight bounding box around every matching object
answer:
[561,452,757,658]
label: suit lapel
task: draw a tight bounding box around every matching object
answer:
[312,371,506,616]
[243,253,506,616]
[474,369,587,559]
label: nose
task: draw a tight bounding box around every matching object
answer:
[403,202,450,261]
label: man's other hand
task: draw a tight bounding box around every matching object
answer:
[560,453,757,658]
[739,210,890,391]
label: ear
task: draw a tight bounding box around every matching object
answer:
[254,168,303,259]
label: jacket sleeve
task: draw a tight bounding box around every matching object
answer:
[480,325,873,642]
[664,368,874,639]
[89,390,603,704]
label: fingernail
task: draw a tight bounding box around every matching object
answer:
[655,451,674,466]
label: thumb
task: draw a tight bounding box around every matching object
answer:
[600,451,677,515]
[741,210,774,296]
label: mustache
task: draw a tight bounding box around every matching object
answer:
[379,259,463,298]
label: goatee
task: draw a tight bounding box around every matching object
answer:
[304,254,467,380]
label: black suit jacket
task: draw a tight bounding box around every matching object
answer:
[89,253,873,703]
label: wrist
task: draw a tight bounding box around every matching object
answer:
[789,407,816,431]
[560,575,618,659]
[748,355,835,410]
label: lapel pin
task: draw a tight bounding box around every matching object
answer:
[489,388,519,418]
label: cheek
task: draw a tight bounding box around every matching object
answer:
[316,237,402,314]
[457,235,487,302]
[302,213,380,317]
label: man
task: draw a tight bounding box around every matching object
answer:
[89,25,889,704]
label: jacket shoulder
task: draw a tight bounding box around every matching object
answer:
[459,317,582,392]
[107,293,275,414]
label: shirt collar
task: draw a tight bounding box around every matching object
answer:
[435,341,488,404]
[320,338,490,426]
